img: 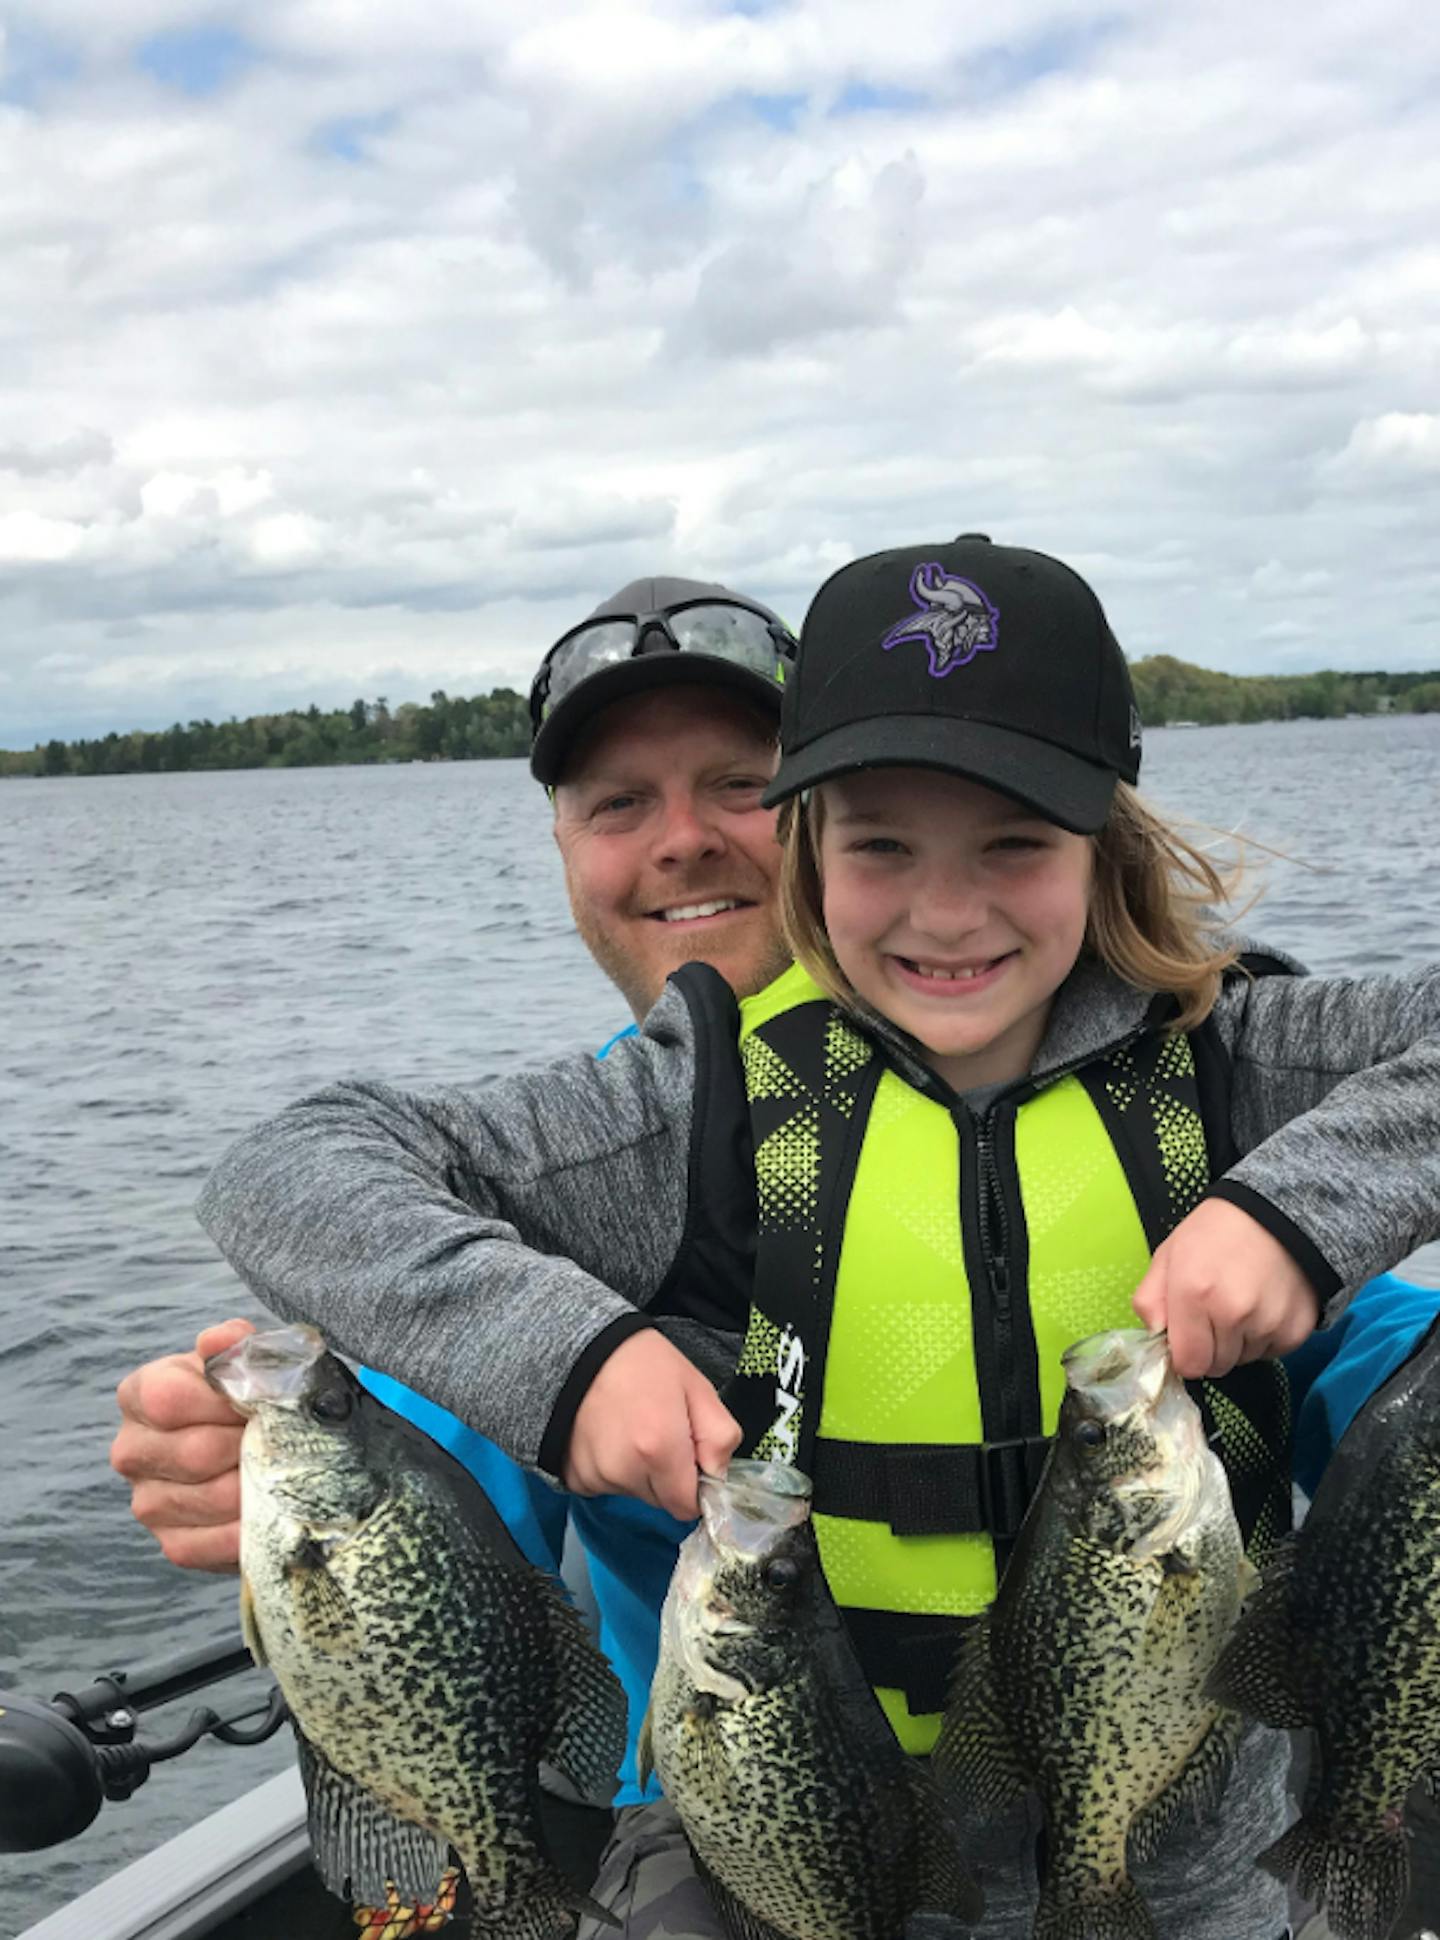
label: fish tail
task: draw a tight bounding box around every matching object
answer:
[1034,1878,1154,1940]
[1258,1815,1409,1940]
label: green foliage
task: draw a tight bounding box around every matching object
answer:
[6,660,1439,776]
[4,689,534,776]
[1129,658,1440,727]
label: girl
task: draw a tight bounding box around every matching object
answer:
[199,536,1440,1940]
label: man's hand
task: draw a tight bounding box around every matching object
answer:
[1131,1198,1320,1380]
[563,1330,742,1522]
[111,1317,255,1572]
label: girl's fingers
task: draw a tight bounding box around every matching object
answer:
[1130,1260,1168,1334]
[1165,1298,1218,1381]
[689,1387,742,1483]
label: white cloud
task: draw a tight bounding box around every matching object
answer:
[1326,412,1440,478]
[0,509,88,562]
[2,0,1440,746]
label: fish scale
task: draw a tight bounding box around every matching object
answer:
[936,1328,1249,1940]
[642,1459,982,1940]
[209,1325,628,1939]
[1211,1318,1440,1940]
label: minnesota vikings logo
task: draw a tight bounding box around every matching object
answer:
[881,563,999,677]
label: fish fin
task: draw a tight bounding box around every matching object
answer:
[285,1536,366,1655]
[540,1583,628,1806]
[1035,1877,1154,1940]
[1128,1709,1242,1864]
[291,1721,448,1906]
[1203,1537,1310,1728]
[1258,1812,1409,1940]
[635,1701,655,1791]
[932,1616,1029,1815]
[905,1760,986,1927]
[691,1851,790,1940]
[239,1572,268,1668]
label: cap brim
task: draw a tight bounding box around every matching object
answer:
[761,715,1117,833]
[530,655,783,784]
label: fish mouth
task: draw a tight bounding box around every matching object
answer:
[206,1323,327,1413]
[699,1460,811,1560]
[1062,1327,1171,1417]
[1064,1329,1214,1556]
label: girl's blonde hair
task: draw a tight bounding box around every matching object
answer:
[777,779,1243,1035]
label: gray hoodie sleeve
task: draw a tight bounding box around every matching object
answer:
[196,983,701,1470]
[1203,962,1440,1304]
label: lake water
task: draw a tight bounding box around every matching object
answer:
[2,714,1438,1932]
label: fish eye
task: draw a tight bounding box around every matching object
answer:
[1075,1419,1106,1449]
[762,1556,800,1590]
[308,1387,353,1424]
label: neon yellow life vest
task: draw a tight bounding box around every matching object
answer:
[726,964,1290,1753]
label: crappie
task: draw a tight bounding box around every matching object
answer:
[639,1458,982,1940]
[935,1329,1249,1940]
[1210,1312,1440,1940]
[206,1324,627,1940]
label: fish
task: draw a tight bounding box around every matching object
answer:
[934,1328,1250,1940]
[638,1457,983,1940]
[206,1323,627,1940]
[1208,1312,1440,1940]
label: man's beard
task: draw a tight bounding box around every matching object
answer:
[570,899,792,1021]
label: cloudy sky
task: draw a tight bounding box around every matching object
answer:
[2,0,1438,746]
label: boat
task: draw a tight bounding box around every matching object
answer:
[6,1638,1438,1938]
[3,1639,609,1940]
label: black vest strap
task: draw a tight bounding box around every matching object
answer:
[814,1434,1052,1541]
[724,996,884,1473]
[650,964,759,1336]
[840,1607,972,1717]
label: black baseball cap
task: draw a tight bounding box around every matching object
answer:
[529,576,797,785]
[762,536,1142,833]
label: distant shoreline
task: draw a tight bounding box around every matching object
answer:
[4,659,1439,777]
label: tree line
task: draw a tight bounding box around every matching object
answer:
[0,689,531,778]
[1129,658,1440,728]
[3,659,1440,778]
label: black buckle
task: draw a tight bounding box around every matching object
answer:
[980,1436,1049,1541]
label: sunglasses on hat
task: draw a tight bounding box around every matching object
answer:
[530,597,796,730]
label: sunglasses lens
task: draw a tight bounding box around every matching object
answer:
[537,601,792,728]
[542,620,639,714]
[668,603,782,676]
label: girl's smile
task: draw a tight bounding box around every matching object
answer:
[890,949,1017,994]
[817,767,1094,1092]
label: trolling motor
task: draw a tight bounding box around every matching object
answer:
[0,1638,288,1852]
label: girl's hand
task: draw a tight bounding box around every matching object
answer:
[563,1330,742,1521]
[1131,1198,1320,1380]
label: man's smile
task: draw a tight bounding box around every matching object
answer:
[648,898,757,925]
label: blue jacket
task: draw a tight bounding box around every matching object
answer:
[358,1021,681,1807]
[1285,1271,1440,1497]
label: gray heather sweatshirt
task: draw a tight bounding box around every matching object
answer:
[196,947,1439,1940]
[197,948,1440,1471]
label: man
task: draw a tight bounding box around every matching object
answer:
[111,573,799,1940]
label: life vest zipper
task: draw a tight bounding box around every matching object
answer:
[957,1102,1042,1524]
